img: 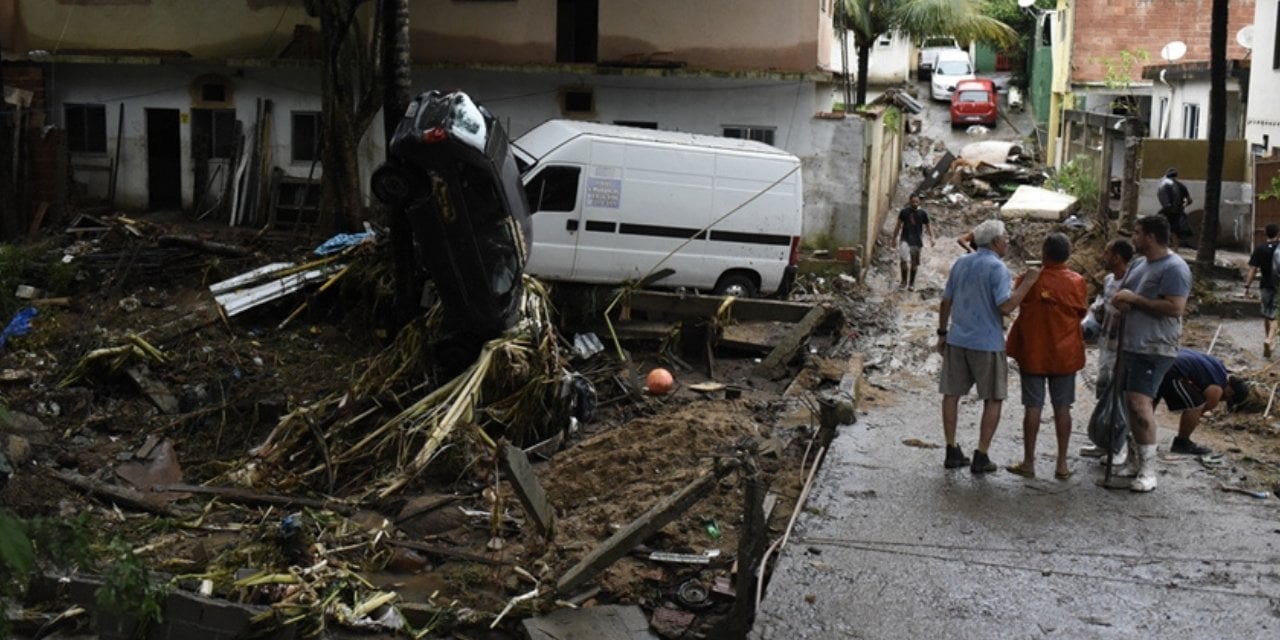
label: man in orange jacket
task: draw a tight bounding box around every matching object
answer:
[1004,232,1088,479]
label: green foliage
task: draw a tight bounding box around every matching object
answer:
[1048,156,1100,213]
[882,105,902,131]
[0,513,35,576]
[96,538,165,628]
[1098,49,1151,90]
[1258,175,1280,201]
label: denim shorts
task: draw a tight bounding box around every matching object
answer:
[1020,373,1077,408]
[1262,288,1277,321]
[1119,351,1176,398]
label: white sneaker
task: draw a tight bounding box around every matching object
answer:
[1099,443,1128,467]
[1130,471,1157,492]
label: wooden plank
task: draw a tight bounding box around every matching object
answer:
[125,365,179,415]
[383,538,509,566]
[500,443,556,539]
[27,202,49,237]
[555,468,720,595]
[625,290,816,323]
[54,470,178,517]
[150,482,357,515]
[753,305,831,380]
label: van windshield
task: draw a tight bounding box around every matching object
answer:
[936,60,972,75]
[923,37,956,48]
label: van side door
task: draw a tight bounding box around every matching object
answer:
[522,164,584,280]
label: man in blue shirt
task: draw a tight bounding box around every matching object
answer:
[1156,348,1248,456]
[936,219,1040,473]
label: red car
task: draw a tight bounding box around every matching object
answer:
[949,78,998,128]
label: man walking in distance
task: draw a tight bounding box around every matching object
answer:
[1005,233,1088,480]
[1111,215,1193,492]
[936,219,1039,473]
[892,195,935,291]
[1157,167,1195,249]
[1244,223,1280,357]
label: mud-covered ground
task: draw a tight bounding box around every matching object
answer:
[0,213,888,638]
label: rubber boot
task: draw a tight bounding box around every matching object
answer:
[1113,441,1139,477]
[1130,444,1158,492]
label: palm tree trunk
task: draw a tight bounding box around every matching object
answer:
[380,0,418,323]
[1196,0,1228,265]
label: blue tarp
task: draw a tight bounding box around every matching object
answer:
[0,307,37,350]
[313,232,375,256]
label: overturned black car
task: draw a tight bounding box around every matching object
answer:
[372,90,532,361]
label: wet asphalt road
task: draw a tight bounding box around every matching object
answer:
[751,81,1280,639]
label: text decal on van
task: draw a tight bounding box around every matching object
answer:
[586,177,622,208]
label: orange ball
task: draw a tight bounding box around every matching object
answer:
[646,368,674,395]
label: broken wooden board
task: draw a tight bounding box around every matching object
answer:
[125,365,179,415]
[501,443,556,539]
[624,290,818,323]
[555,468,720,595]
[718,321,791,354]
[753,305,832,380]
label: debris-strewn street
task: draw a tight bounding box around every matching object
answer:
[754,87,1280,639]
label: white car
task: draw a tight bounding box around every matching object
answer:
[930,50,976,101]
[918,36,961,81]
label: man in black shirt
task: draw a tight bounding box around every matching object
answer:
[1246,223,1280,357]
[892,195,935,291]
[1157,167,1195,249]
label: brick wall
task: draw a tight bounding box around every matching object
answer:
[1071,0,1256,84]
[2,62,61,234]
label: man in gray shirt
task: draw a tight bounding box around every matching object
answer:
[1112,215,1193,492]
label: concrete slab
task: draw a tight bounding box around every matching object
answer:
[522,604,657,640]
[1000,184,1078,221]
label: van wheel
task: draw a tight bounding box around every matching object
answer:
[714,273,757,298]
[372,164,415,208]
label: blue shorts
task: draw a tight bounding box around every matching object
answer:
[1119,351,1176,399]
[1020,373,1077,408]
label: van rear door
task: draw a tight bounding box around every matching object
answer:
[523,164,585,279]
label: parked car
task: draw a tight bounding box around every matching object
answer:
[917,35,961,82]
[950,78,998,127]
[371,90,532,351]
[930,49,976,101]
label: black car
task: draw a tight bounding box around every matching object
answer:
[372,90,532,346]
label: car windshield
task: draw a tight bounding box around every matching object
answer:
[923,37,956,48]
[936,61,971,75]
[957,90,989,103]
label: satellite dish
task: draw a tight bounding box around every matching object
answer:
[1017,0,1036,7]
[1161,41,1187,62]
[1237,25,1255,50]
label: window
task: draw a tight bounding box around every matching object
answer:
[201,83,227,103]
[563,89,594,114]
[613,120,657,129]
[64,103,107,153]
[1183,103,1201,139]
[1156,97,1168,138]
[292,112,322,163]
[1274,5,1280,70]
[191,109,237,159]
[723,126,776,146]
[524,166,581,213]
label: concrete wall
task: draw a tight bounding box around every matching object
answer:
[861,113,903,267]
[1139,138,1252,249]
[411,0,829,72]
[1246,0,1280,154]
[50,62,385,213]
[1069,0,1254,85]
[1147,76,1243,140]
[43,63,865,241]
[13,0,314,58]
[828,30,912,86]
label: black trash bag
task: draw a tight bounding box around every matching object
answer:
[1088,377,1129,453]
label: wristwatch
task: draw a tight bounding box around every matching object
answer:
[936,328,948,336]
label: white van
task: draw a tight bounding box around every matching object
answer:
[512,120,803,297]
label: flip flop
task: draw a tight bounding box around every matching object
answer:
[1005,463,1036,479]
[1055,469,1074,481]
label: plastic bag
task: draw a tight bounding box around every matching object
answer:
[1088,375,1129,453]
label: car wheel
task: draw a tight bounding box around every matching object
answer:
[371,164,415,208]
[714,273,758,298]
